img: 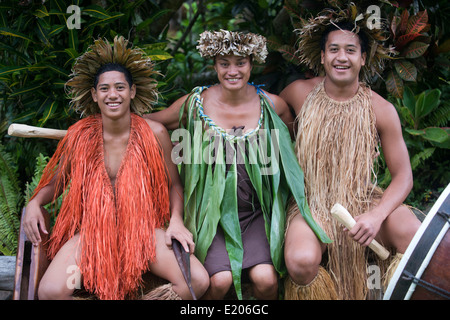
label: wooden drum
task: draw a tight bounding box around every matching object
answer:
[383,183,450,300]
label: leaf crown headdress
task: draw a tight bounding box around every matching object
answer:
[295,3,395,83]
[65,36,159,117]
[197,29,268,63]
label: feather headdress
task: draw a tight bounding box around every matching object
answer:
[65,36,159,116]
[197,30,268,63]
[295,3,396,83]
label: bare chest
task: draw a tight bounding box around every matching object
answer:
[103,137,129,185]
[202,99,261,132]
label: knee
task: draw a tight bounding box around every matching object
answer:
[210,271,233,292]
[285,249,321,285]
[191,267,210,297]
[383,206,421,252]
[250,265,278,293]
[38,277,70,300]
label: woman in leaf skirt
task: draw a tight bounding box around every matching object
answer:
[146,30,330,299]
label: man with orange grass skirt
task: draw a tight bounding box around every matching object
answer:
[22,36,209,300]
[281,5,421,300]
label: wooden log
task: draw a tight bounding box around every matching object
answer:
[8,123,66,140]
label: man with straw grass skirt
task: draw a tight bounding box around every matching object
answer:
[280,5,421,300]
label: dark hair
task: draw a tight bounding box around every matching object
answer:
[320,21,368,54]
[93,63,133,89]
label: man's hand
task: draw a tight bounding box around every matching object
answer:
[165,217,195,254]
[346,210,383,247]
[23,201,48,246]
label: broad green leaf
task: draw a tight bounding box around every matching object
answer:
[415,89,441,119]
[403,86,416,115]
[423,127,449,144]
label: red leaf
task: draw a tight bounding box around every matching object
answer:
[396,33,421,50]
[399,9,409,35]
[394,60,417,81]
[391,15,402,39]
[406,10,428,35]
[403,41,429,59]
[386,70,404,98]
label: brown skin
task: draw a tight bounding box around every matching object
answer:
[24,71,209,300]
[280,30,421,285]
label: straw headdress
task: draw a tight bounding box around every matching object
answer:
[196,29,268,63]
[65,36,159,116]
[295,3,395,83]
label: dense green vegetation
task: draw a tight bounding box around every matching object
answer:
[1,0,449,255]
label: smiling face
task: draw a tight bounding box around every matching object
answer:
[214,54,252,90]
[321,30,366,86]
[91,70,136,120]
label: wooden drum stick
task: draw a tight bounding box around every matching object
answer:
[330,203,390,260]
[8,124,67,140]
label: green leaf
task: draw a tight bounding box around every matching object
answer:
[136,10,171,32]
[0,27,34,42]
[402,86,416,115]
[422,127,449,144]
[38,100,58,127]
[394,60,417,82]
[220,158,243,300]
[9,83,42,97]
[415,89,441,119]
[147,50,173,61]
[0,66,30,77]
[83,5,112,20]
[36,20,51,46]
[410,147,435,170]
[48,25,65,37]
[34,5,50,18]
[84,13,124,30]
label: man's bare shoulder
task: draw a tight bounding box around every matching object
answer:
[370,89,396,115]
[280,77,323,113]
